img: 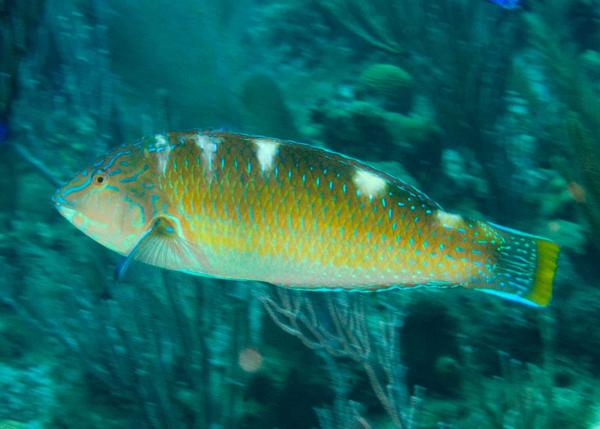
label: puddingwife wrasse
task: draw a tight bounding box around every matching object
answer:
[53,131,559,306]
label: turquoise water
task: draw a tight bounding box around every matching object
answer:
[1,0,599,428]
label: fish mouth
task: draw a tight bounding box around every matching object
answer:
[52,189,73,208]
[52,189,77,220]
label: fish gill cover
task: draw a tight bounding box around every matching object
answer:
[0,0,599,428]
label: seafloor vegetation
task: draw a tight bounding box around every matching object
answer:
[0,0,599,428]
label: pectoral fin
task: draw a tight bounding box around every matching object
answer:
[115,216,208,282]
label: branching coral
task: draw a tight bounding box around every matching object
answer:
[262,289,421,429]
[317,0,425,54]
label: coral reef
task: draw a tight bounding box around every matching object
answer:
[523,0,600,253]
[263,289,418,428]
[360,63,414,113]
[0,0,598,428]
[565,115,600,251]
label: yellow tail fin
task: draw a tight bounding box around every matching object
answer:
[479,223,560,307]
[527,239,560,306]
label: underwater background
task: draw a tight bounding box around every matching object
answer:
[0,0,599,428]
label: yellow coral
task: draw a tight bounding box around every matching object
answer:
[360,63,413,97]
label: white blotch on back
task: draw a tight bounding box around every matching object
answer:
[155,134,168,147]
[194,134,220,171]
[436,210,463,229]
[353,169,387,197]
[254,139,280,173]
[155,134,171,174]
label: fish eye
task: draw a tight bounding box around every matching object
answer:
[93,170,108,186]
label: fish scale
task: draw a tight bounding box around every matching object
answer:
[160,133,508,283]
[54,131,559,306]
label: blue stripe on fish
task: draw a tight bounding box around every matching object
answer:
[120,165,150,183]
[104,151,132,170]
[63,175,93,197]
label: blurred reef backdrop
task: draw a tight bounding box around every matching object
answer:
[1,0,600,428]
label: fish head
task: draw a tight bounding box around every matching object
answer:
[53,143,156,255]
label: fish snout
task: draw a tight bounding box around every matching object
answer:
[52,188,78,220]
[52,188,69,207]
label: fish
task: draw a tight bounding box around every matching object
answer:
[53,131,559,306]
[487,0,520,9]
